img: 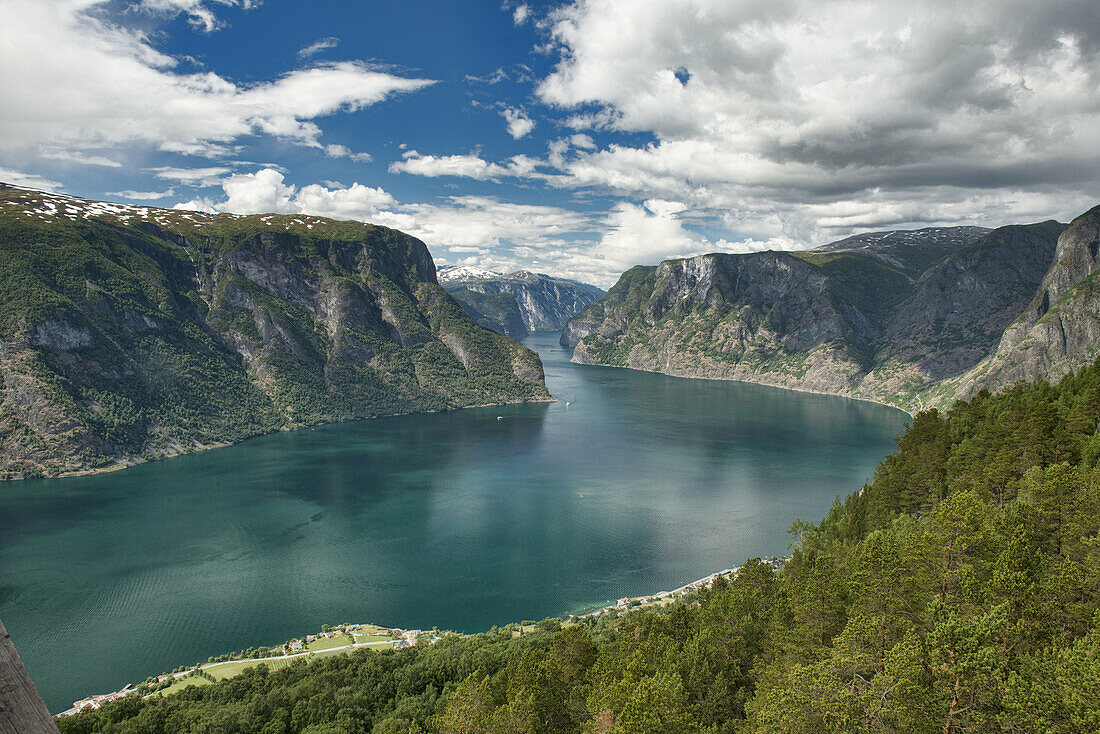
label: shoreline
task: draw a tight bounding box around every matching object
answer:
[573,556,788,619]
[569,357,918,418]
[4,395,556,482]
[9,342,921,482]
[55,557,788,718]
[58,623,450,717]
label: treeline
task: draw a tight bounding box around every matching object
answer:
[59,362,1100,733]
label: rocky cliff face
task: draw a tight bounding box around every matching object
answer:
[860,221,1066,404]
[939,206,1100,403]
[441,288,528,338]
[439,266,604,337]
[0,185,550,478]
[562,219,1084,412]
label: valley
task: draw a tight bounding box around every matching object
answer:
[4,1,1100,731]
[438,266,604,339]
[0,332,906,713]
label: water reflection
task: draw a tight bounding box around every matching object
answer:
[0,333,906,710]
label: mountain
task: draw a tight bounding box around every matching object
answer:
[811,225,992,271]
[935,206,1100,403]
[560,216,1094,411]
[438,265,604,338]
[435,265,502,282]
[0,185,550,479]
[442,288,528,339]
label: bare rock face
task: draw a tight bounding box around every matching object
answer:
[511,352,546,384]
[31,320,92,351]
[874,222,1064,382]
[0,186,549,479]
[946,206,1100,402]
[566,252,877,398]
[561,217,1090,412]
[439,266,604,337]
[559,316,599,348]
[1038,206,1100,304]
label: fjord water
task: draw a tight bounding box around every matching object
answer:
[0,333,908,711]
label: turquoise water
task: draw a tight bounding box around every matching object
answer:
[0,333,908,711]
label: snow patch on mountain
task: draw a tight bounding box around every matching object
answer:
[436,265,503,284]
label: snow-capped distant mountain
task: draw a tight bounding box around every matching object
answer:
[436,263,605,337]
[436,265,503,284]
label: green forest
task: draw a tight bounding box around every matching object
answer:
[59,360,1100,733]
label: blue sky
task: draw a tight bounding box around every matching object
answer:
[2,0,1098,285]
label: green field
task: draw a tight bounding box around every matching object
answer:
[304,634,352,652]
[206,660,259,681]
[149,628,411,699]
[156,675,212,697]
[205,655,295,681]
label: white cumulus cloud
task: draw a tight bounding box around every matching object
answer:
[0,1,435,162]
[0,167,64,192]
[500,107,536,139]
[389,151,539,180]
[169,169,621,283]
[535,0,1100,239]
[594,200,705,274]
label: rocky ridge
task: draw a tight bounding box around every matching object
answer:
[561,215,1098,412]
[935,206,1100,403]
[439,266,604,338]
[0,184,550,478]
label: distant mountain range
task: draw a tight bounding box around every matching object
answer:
[563,208,1100,412]
[438,265,604,338]
[0,184,550,479]
[7,179,1095,476]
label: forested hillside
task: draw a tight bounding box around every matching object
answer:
[59,360,1100,733]
[0,185,549,478]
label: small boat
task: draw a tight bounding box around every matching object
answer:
[497,416,504,421]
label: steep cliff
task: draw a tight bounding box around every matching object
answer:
[439,266,604,337]
[562,220,1079,411]
[442,288,528,338]
[0,185,550,478]
[936,206,1100,403]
